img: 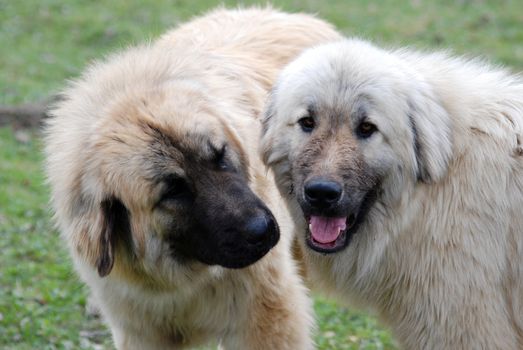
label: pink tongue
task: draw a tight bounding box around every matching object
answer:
[309,216,347,244]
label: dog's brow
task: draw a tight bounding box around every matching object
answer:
[307,104,316,117]
[208,141,226,159]
[355,104,368,122]
[141,120,181,150]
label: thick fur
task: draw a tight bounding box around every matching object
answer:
[262,38,523,349]
[44,8,341,350]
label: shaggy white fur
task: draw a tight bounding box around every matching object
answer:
[262,38,523,349]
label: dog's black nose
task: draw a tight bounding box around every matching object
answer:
[304,179,342,208]
[244,214,276,243]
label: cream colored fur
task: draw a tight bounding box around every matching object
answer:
[262,38,523,349]
[44,8,341,349]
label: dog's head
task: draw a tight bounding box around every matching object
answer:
[261,39,452,254]
[47,82,279,279]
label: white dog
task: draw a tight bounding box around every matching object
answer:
[261,38,523,349]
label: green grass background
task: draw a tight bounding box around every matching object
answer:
[0,0,522,349]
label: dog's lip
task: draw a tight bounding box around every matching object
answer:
[304,213,357,254]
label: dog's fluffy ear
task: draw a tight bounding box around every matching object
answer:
[260,89,277,167]
[261,87,291,169]
[95,197,130,277]
[408,84,453,183]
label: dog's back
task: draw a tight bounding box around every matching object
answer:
[157,7,342,90]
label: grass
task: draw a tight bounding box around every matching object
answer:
[0,0,522,348]
[1,0,522,105]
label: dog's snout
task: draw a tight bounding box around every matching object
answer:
[244,214,276,243]
[304,179,342,208]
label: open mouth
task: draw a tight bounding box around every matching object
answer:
[306,214,356,253]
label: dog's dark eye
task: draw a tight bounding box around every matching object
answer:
[356,121,377,139]
[213,144,228,170]
[298,116,315,132]
[161,177,191,202]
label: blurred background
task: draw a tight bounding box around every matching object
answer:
[0,0,522,349]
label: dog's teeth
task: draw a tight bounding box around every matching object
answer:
[308,223,312,231]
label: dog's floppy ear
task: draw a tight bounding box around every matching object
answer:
[260,88,278,166]
[260,87,296,195]
[96,197,130,277]
[261,87,290,168]
[407,85,453,183]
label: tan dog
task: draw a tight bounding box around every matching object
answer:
[262,38,523,349]
[44,8,341,349]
